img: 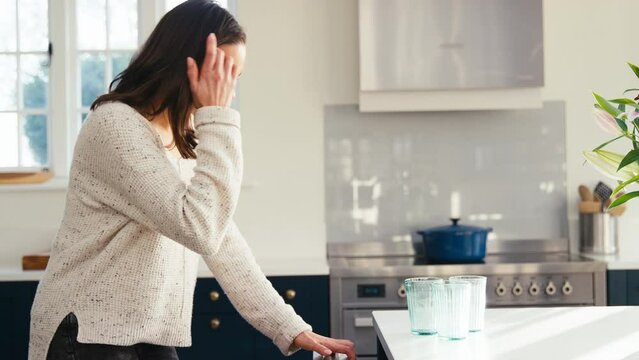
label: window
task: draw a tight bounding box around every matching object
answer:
[0,0,50,171]
[76,0,138,124]
[0,0,236,184]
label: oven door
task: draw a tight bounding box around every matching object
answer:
[343,308,404,359]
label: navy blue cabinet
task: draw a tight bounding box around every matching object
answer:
[0,281,39,359]
[0,275,328,360]
[607,270,639,305]
[179,275,329,360]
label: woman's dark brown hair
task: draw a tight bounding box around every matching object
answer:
[91,0,246,159]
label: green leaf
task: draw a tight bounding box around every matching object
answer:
[616,118,628,132]
[624,88,639,94]
[593,92,623,117]
[610,98,639,109]
[593,134,625,151]
[629,63,639,79]
[609,190,639,209]
[612,173,639,196]
[617,149,639,171]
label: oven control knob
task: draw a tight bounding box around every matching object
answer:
[562,281,573,295]
[512,282,523,296]
[529,282,540,296]
[546,281,557,296]
[495,283,507,297]
[398,284,407,298]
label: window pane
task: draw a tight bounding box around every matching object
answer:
[0,112,19,167]
[0,0,17,51]
[18,0,49,51]
[108,0,138,49]
[21,114,48,166]
[81,112,89,124]
[80,53,106,107]
[77,0,106,50]
[112,51,132,79]
[0,55,17,111]
[22,54,49,109]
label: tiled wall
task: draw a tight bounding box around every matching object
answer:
[324,102,567,244]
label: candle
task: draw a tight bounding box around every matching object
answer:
[450,191,461,219]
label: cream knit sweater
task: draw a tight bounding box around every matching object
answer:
[28,101,311,359]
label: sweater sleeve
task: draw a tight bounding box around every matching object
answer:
[201,221,313,356]
[78,102,242,255]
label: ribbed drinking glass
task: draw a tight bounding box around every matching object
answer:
[404,277,443,335]
[436,280,471,340]
[450,275,487,332]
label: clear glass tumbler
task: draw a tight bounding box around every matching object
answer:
[404,277,443,335]
[436,280,471,340]
[450,275,487,332]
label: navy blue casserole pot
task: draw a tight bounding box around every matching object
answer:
[417,220,492,263]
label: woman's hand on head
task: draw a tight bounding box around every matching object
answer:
[293,330,356,359]
[186,33,238,108]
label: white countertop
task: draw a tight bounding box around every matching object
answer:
[582,253,639,270]
[0,256,329,282]
[374,308,639,360]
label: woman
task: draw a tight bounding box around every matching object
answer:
[28,1,356,359]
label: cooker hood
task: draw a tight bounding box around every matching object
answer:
[358,0,544,112]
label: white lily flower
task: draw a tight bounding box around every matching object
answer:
[593,108,623,135]
[583,149,639,181]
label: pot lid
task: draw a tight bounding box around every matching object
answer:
[417,219,492,235]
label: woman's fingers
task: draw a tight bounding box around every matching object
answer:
[214,48,225,79]
[308,339,333,357]
[201,33,217,76]
[186,57,198,92]
[320,338,356,359]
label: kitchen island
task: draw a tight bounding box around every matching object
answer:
[373,307,639,360]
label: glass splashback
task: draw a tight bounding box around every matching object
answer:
[324,102,567,244]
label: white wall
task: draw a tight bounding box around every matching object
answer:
[1,0,638,268]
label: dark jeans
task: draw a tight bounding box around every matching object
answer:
[46,312,180,360]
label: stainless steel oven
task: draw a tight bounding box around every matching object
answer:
[328,240,607,360]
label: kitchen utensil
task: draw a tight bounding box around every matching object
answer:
[435,280,471,340]
[449,275,487,332]
[579,201,601,214]
[405,277,444,335]
[417,220,492,263]
[594,182,613,211]
[579,213,618,255]
[578,185,594,201]
[609,204,626,217]
[607,190,626,216]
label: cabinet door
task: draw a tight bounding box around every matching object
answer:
[177,313,255,360]
[0,281,39,360]
[255,276,329,360]
[193,278,235,314]
[627,270,639,305]
[607,270,628,306]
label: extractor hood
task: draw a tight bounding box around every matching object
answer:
[358,0,544,112]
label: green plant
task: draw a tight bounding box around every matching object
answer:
[584,63,639,208]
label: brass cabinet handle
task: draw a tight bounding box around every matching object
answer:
[210,318,221,330]
[209,291,220,302]
[285,289,296,300]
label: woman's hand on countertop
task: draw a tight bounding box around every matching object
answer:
[293,330,356,359]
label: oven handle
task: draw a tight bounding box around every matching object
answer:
[354,316,374,328]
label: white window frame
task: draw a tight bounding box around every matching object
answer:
[0,0,53,173]
[2,0,237,191]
